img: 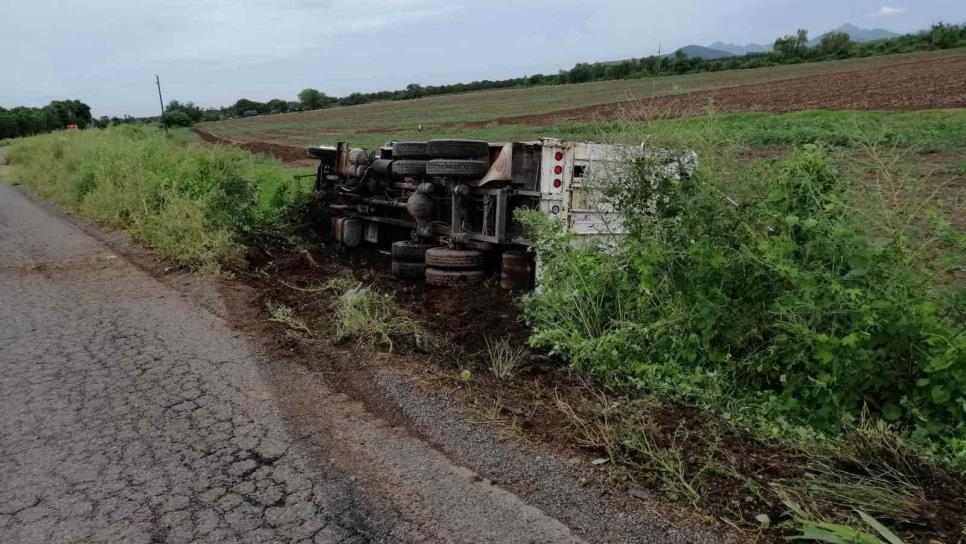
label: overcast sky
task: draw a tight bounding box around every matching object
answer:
[1,0,963,117]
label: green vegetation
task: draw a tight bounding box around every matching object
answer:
[324,275,419,352]
[0,100,93,139]
[518,115,965,468]
[524,111,964,540]
[4,125,310,270]
[266,301,314,335]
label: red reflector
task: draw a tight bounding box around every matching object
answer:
[554,151,564,161]
[554,165,563,175]
[553,179,562,188]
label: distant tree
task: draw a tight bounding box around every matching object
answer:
[0,110,18,139]
[298,88,325,110]
[286,101,302,112]
[403,83,425,99]
[163,110,192,127]
[233,99,265,116]
[930,22,960,49]
[567,63,595,83]
[816,31,853,56]
[606,61,634,80]
[265,99,289,113]
[339,93,369,106]
[774,29,809,59]
[166,100,203,122]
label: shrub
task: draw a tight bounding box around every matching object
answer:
[163,110,192,127]
[520,143,965,462]
[929,22,960,49]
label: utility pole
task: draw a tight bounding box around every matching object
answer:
[657,43,662,76]
[155,75,168,135]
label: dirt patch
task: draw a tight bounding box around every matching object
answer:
[193,127,311,164]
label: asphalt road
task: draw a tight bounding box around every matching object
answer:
[0,177,583,543]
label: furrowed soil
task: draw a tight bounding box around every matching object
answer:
[482,53,966,125]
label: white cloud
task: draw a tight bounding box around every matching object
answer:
[871,6,906,17]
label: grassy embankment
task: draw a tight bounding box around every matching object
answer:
[3,125,311,272]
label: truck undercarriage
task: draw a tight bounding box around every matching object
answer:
[307,138,695,288]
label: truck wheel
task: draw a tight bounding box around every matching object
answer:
[425,247,485,269]
[426,139,489,159]
[391,241,434,262]
[392,260,426,280]
[391,160,427,177]
[425,267,487,287]
[426,159,488,178]
[392,141,429,159]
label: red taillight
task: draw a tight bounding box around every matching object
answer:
[554,151,564,161]
[554,165,563,175]
[553,179,562,188]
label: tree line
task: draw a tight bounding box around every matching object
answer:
[0,100,94,140]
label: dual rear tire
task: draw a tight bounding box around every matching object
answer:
[391,241,433,280]
[424,247,487,287]
[390,139,490,179]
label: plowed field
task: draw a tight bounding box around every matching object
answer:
[202,48,966,148]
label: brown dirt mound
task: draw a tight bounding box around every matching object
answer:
[193,128,308,162]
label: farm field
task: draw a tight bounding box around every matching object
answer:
[202,48,966,148]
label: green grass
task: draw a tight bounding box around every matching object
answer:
[202,49,965,147]
[324,275,419,352]
[3,125,310,271]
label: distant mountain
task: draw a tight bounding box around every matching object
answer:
[673,45,735,59]
[708,41,771,56]
[815,23,900,44]
[708,24,900,56]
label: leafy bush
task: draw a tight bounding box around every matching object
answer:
[163,110,192,127]
[5,125,306,270]
[929,22,961,49]
[520,144,965,463]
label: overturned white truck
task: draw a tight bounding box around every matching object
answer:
[307,138,695,288]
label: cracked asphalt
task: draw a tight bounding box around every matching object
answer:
[0,181,408,542]
[0,167,596,544]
